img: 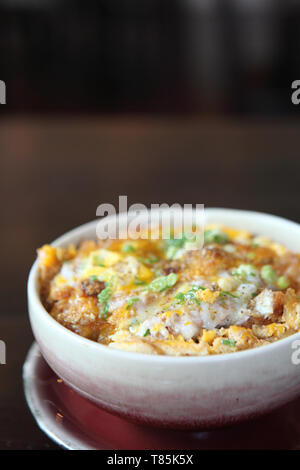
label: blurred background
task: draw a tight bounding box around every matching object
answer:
[1,0,300,316]
[1,0,300,449]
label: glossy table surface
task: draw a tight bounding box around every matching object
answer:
[0,315,58,449]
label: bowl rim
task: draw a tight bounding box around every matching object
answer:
[28,207,300,364]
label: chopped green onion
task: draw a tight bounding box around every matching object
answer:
[126,297,140,310]
[143,329,151,337]
[97,286,112,303]
[98,285,112,318]
[148,273,178,292]
[90,275,99,281]
[232,264,259,281]
[122,243,135,253]
[139,256,159,264]
[166,245,178,260]
[174,292,185,304]
[134,278,147,286]
[100,303,110,318]
[184,288,201,305]
[204,229,229,245]
[219,291,239,299]
[221,339,236,347]
[277,276,290,289]
[261,265,277,285]
[164,232,198,258]
[93,254,105,267]
[247,252,255,260]
[174,285,204,306]
[165,233,187,249]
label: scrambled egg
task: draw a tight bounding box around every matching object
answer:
[37,225,300,356]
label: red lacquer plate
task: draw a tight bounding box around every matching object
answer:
[23,343,300,450]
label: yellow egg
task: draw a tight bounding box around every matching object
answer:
[138,264,153,282]
[82,266,106,278]
[39,244,57,267]
[54,275,67,286]
[202,329,217,343]
[91,249,122,267]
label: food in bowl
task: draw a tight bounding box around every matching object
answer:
[37,224,300,356]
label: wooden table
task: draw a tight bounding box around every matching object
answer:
[0,315,58,449]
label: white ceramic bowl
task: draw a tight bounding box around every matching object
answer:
[27,208,300,429]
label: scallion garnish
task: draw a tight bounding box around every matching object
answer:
[122,244,135,254]
[174,285,205,305]
[134,278,147,286]
[97,282,113,318]
[219,291,239,299]
[204,229,229,245]
[126,297,140,310]
[221,339,236,347]
[148,273,178,292]
[139,256,159,264]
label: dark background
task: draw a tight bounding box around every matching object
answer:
[1,0,300,115]
[0,0,300,449]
